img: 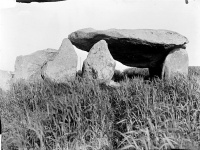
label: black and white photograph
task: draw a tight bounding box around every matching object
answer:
[0,0,200,149]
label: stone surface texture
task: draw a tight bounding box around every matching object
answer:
[82,40,116,84]
[41,38,78,83]
[162,48,189,79]
[0,70,13,91]
[14,49,57,82]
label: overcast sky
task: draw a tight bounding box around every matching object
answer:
[0,0,200,72]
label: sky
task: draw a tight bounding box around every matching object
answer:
[0,0,200,72]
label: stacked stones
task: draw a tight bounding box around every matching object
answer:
[0,28,189,92]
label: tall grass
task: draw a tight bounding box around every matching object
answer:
[0,66,200,150]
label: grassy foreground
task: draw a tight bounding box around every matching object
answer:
[0,67,200,150]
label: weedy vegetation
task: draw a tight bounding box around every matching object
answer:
[0,66,200,150]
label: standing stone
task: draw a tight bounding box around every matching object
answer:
[82,40,116,84]
[162,48,189,79]
[41,38,78,83]
[14,49,57,82]
[0,70,13,92]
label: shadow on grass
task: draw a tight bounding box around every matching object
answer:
[112,67,149,82]
[76,67,150,84]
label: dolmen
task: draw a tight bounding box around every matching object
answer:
[68,28,189,79]
[0,28,189,92]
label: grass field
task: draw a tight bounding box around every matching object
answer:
[0,66,200,150]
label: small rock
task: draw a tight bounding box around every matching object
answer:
[106,80,121,87]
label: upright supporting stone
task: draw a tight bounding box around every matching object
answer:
[42,38,78,83]
[82,40,116,84]
[0,70,13,92]
[162,48,189,79]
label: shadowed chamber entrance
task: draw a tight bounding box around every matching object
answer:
[107,39,168,68]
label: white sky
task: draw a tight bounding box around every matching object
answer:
[0,0,200,72]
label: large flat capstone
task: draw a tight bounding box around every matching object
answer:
[68,28,188,68]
